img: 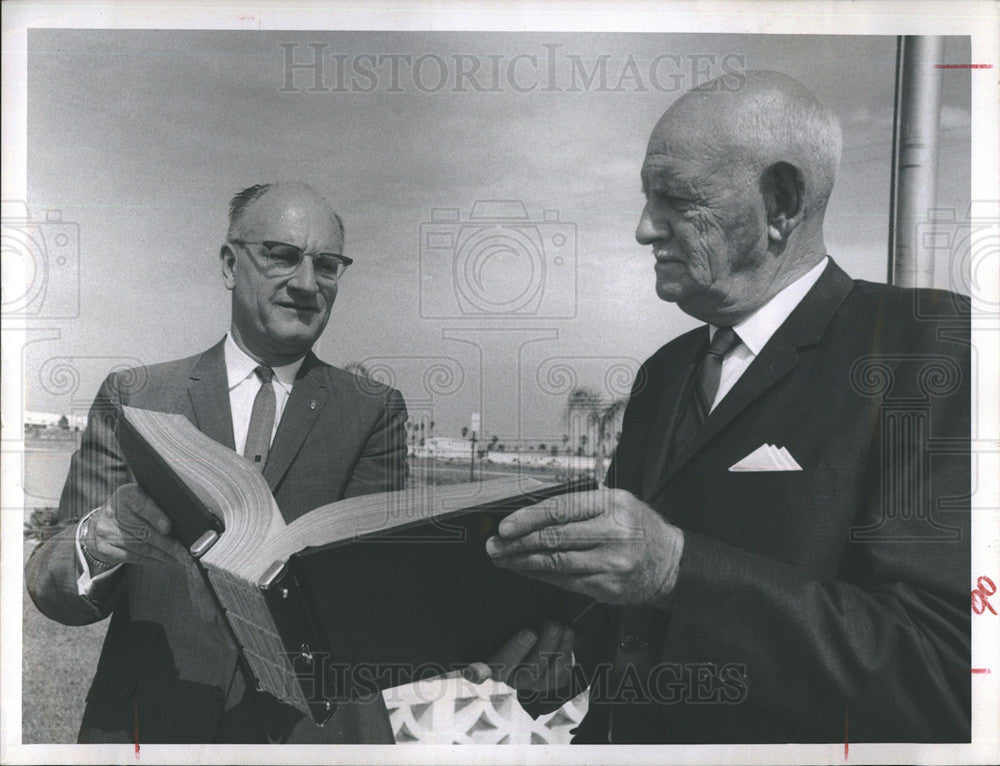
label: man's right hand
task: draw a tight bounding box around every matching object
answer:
[82,484,185,568]
[81,484,223,628]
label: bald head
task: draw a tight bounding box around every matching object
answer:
[221,181,346,365]
[650,70,842,219]
[636,71,841,324]
[227,181,344,243]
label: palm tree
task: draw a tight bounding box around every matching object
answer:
[592,398,628,479]
[564,387,601,474]
[563,386,627,480]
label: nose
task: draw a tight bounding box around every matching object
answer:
[287,254,319,293]
[635,202,669,246]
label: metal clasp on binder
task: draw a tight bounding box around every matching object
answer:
[258,561,287,590]
[189,530,219,558]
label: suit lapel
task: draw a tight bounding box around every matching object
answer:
[637,331,704,500]
[262,352,331,493]
[647,259,854,504]
[187,339,236,451]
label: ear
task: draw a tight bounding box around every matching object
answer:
[220,243,236,290]
[761,162,805,243]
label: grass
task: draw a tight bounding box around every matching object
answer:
[21,541,108,744]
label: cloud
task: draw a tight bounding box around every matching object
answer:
[940,104,971,130]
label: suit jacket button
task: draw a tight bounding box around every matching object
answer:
[619,633,647,653]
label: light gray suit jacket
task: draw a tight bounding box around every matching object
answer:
[26,339,408,743]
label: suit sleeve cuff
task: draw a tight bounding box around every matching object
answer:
[75,508,123,598]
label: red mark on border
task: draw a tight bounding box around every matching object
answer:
[971,668,991,674]
[843,708,849,760]
[935,64,993,69]
[134,701,140,757]
[971,576,996,614]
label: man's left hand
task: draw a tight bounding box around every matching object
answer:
[486,487,684,608]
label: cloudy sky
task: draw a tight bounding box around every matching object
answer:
[24,30,971,442]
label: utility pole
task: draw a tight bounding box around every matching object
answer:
[469,412,480,482]
[469,433,477,481]
[889,36,943,287]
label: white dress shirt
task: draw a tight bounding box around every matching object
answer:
[224,333,304,455]
[76,335,305,598]
[708,257,828,412]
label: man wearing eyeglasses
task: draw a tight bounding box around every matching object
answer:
[26,182,408,744]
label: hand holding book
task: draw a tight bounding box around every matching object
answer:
[487,486,685,610]
[81,483,178,568]
[82,483,228,628]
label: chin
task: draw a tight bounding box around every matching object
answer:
[267,326,320,356]
[655,282,686,304]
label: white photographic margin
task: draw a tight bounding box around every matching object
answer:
[2,1,997,765]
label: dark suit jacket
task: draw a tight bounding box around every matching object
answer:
[571,260,970,743]
[25,339,409,743]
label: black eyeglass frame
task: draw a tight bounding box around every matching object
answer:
[228,239,353,282]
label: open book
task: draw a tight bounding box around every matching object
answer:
[116,405,596,724]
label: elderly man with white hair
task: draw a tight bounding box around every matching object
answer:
[479,70,971,745]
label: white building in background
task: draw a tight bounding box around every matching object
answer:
[414,437,472,460]
[25,411,62,428]
[24,411,87,430]
[412,437,599,471]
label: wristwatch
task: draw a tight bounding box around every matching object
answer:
[78,515,119,575]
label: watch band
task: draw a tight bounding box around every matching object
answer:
[79,515,119,575]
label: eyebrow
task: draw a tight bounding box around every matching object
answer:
[640,164,698,198]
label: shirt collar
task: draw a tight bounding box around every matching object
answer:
[223,334,305,393]
[710,257,829,355]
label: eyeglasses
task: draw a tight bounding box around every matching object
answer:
[229,239,353,283]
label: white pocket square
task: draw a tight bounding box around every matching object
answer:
[728,444,802,472]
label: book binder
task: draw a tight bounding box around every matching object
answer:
[116,406,597,726]
[253,477,598,725]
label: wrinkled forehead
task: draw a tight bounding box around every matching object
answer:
[641,137,721,192]
[641,102,745,185]
[235,192,343,251]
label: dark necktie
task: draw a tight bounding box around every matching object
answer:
[666,327,741,467]
[243,366,275,470]
[693,326,740,422]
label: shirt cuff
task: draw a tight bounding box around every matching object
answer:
[75,508,123,598]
